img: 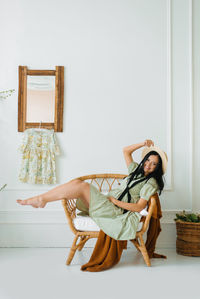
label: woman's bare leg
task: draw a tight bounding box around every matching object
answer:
[16,179,90,208]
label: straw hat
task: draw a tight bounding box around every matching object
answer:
[141,145,168,174]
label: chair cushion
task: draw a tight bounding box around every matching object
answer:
[73,216,100,231]
[73,216,143,232]
[140,207,148,216]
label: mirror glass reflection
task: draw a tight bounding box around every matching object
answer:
[26,76,55,123]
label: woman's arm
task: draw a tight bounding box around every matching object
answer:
[108,196,147,213]
[123,140,154,168]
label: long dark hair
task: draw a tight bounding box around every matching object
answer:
[127,151,164,195]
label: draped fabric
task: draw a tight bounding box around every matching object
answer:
[145,193,167,259]
[81,193,166,272]
[81,230,127,272]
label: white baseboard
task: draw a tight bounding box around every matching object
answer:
[0,210,177,248]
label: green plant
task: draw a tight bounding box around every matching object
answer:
[175,210,200,223]
[0,89,15,100]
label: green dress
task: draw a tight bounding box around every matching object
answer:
[76,161,159,240]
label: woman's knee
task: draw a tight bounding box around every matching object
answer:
[71,179,89,194]
[71,178,83,186]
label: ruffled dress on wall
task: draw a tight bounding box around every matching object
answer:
[19,129,60,184]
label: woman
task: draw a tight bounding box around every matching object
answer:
[17,139,168,240]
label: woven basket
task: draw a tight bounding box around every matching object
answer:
[176,220,200,256]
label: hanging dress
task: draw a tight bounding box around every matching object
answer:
[19,128,60,184]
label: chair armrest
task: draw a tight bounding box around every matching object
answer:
[139,196,156,234]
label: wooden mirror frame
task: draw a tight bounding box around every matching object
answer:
[18,66,64,132]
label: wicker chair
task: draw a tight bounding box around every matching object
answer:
[62,174,157,267]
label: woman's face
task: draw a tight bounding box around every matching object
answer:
[143,155,159,176]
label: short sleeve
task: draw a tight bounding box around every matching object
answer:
[140,179,159,201]
[128,161,138,174]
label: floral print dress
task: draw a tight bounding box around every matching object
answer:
[19,129,60,184]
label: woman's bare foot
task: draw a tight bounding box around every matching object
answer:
[16,196,47,208]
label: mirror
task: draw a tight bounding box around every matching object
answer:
[18,66,64,132]
[26,76,55,123]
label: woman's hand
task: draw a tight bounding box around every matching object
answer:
[108,197,147,213]
[123,139,154,168]
[144,139,154,147]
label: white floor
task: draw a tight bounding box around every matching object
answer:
[0,247,199,299]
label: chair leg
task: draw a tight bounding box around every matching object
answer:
[138,235,151,267]
[77,236,90,251]
[66,235,79,265]
[131,239,141,252]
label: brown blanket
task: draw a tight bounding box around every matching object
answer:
[81,230,127,272]
[81,193,166,272]
[145,193,167,259]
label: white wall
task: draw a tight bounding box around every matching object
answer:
[0,0,198,248]
[193,0,200,212]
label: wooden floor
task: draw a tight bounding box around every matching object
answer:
[0,247,199,299]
